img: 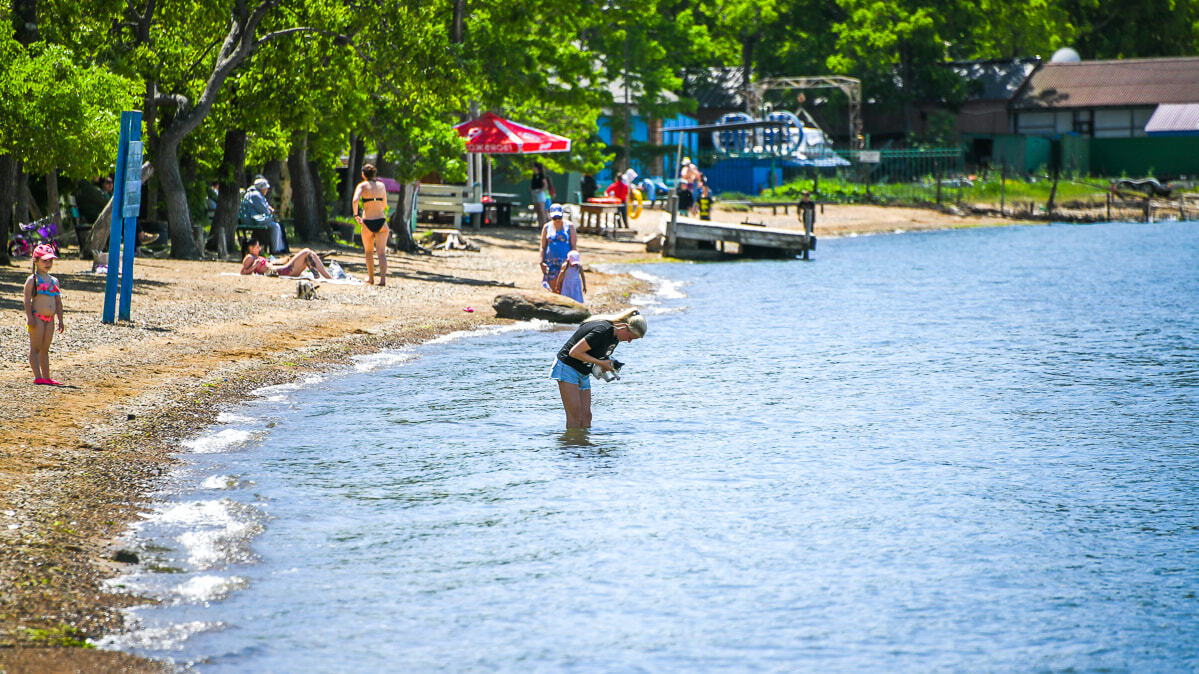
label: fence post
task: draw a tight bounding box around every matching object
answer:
[935,161,942,206]
[1000,164,1006,216]
[1106,191,1111,221]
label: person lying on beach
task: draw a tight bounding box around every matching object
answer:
[239,239,333,279]
[550,308,646,429]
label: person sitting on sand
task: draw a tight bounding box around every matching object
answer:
[239,239,333,279]
[550,308,646,429]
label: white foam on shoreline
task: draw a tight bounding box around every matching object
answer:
[200,474,240,490]
[95,617,225,652]
[182,429,255,454]
[215,411,254,424]
[426,318,556,345]
[174,574,249,603]
[139,499,265,570]
[251,374,324,400]
[352,349,417,372]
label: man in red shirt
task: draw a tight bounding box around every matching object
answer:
[604,169,635,229]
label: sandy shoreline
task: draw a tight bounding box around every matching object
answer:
[0,204,1018,669]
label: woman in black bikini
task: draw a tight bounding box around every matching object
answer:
[352,163,389,286]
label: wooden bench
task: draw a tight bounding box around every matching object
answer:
[416,184,483,229]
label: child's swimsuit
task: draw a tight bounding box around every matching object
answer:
[30,273,59,327]
[35,273,60,297]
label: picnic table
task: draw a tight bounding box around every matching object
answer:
[578,201,625,236]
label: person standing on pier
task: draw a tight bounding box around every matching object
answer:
[797,190,816,235]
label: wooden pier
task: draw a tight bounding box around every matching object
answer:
[665,216,816,260]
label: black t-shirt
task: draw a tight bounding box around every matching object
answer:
[531,173,546,190]
[557,320,619,375]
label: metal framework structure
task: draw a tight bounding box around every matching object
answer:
[747,76,864,149]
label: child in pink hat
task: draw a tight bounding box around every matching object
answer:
[23,244,65,385]
[553,249,587,303]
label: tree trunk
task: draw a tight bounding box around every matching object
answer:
[214,128,247,259]
[45,169,60,232]
[156,136,201,259]
[309,159,327,235]
[89,163,155,253]
[143,83,160,222]
[15,170,31,224]
[342,134,365,217]
[263,160,284,213]
[0,155,16,266]
[389,183,429,254]
[287,134,320,242]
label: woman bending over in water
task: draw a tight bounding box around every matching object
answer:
[550,308,647,429]
[240,239,333,278]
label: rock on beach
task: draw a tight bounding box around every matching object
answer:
[492,292,590,323]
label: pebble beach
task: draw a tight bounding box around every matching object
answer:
[0,205,1011,670]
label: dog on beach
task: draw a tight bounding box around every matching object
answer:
[296,279,319,300]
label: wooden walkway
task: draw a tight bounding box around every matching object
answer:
[665,216,816,260]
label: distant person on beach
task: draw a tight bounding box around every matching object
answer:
[553,249,587,303]
[352,163,389,286]
[581,173,597,202]
[24,244,65,386]
[240,239,333,279]
[604,169,635,228]
[539,204,575,290]
[530,162,555,225]
[551,308,647,429]
[797,190,816,234]
[678,160,700,215]
[242,177,289,255]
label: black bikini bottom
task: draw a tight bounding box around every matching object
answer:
[362,218,387,234]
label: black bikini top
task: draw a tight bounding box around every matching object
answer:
[362,197,384,202]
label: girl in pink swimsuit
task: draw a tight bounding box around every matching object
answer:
[23,244,65,385]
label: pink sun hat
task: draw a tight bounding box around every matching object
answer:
[567,250,581,264]
[32,244,58,260]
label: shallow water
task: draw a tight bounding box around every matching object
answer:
[106,221,1199,671]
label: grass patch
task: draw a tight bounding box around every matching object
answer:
[25,624,94,648]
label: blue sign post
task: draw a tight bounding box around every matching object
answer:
[102,111,143,324]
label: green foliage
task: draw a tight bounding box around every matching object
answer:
[0,36,140,178]
[25,624,94,648]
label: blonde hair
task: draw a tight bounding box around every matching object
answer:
[592,307,646,337]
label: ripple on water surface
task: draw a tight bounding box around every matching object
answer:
[107,222,1199,672]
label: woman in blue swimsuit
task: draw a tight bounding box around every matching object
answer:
[538,205,575,290]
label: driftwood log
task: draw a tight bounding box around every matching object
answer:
[492,291,590,324]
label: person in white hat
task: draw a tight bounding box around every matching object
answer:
[539,204,575,289]
[242,176,289,254]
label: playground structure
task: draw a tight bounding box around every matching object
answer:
[746,76,864,151]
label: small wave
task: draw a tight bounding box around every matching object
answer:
[251,374,323,399]
[215,411,254,424]
[182,429,255,454]
[426,319,555,345]
[352,350,416,373]
[139,499,265,570]
[200,475,240,490]
[174,574,249,603]
[627,269,688,311]
[96,618,225,651]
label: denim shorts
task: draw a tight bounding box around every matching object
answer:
[550,359,591,390]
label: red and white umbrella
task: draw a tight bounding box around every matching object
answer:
[453,112,571,154]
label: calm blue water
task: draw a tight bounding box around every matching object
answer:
[106,221,1199,671]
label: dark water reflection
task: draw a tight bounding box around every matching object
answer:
[109,221,1199,672]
